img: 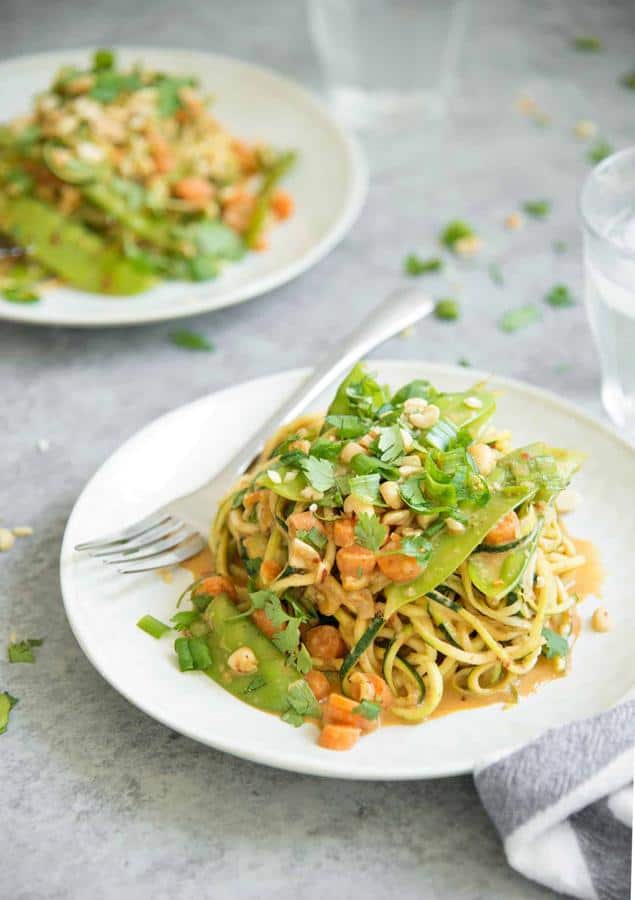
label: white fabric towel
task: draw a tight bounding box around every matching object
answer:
[474,701,634,900]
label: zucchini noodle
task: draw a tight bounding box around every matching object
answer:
[205,367,586,730]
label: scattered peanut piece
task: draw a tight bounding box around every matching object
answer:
[591,607,612,633]
[454,235,483,257]
[574,119,597,140]
[505,212,523,230]
[0,528,15,552]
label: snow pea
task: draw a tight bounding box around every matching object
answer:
[244,150,296,249]
[384,484,534,616]
[0,195,156,294]
[257,466,306,501]
[435,388,496,435]
[491,442,585,502]
[205,593,298,713]
[468,522,541,601]
[326,363,389,418]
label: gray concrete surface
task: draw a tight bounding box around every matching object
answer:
[1,1,633,898]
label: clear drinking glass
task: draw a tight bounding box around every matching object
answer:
[581,148,635,437]
[308,0,469,131]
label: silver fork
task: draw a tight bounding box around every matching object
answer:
[75,286,433,572]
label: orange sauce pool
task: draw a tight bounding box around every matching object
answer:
[179,539,603,724]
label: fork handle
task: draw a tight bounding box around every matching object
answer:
[210,285,433,489]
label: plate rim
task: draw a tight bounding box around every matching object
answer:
[59,361,635,779]
[0,44,368,328]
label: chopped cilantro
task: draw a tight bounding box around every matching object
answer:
[499,305,542,333]
[434,298,460,321]
[1,285,39,304]
[169,329,214,351]
[488,263,504,286]
[620,70,635,90]
[571,36,603,51]
[440,220,475,251]
[296,527,328,553]
[324,414,368,439]
[545,284,575,307]
[0,692,18,735]
[157,76,196,118]
[377,424,404,463]
[398,533,432,566]
[354,513,388,552]
[523,200,551,219]
[244,675,267,695]
[8,638,43,664]
[541,626,569,659]
[352,700,382,720]
[90,70,143,103]
[348,473,382,505]
[404,254,443,276]
[281,678,321,726]
[587,139,613,165]
[299,456,336,493]
[552,240,567,254]
[93,48,115,71]
[294,644,313,675]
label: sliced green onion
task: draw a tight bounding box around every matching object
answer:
[174,637,195,671]
[189,637,213,669]
[136,615,171,639]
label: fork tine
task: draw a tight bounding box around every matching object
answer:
[74,511,172,551]
[116,535,207,573]
[87,520,187,557]
[102,526,197,564]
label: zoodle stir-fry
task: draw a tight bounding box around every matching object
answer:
[169,365,587,751]
[0,50,295,301]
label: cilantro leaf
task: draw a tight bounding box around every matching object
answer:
[169,329,214,351]
[587,139,613,165]
[354,513,388,552]
[378,424,404,463]
[292,644,313,675]
[272,618,301,654]
[488,263,504,286]
[244,675,267,695]
[348,474,382,504]
[352,699,382,720]
[620,69,635,90]
[399,533,432,566]
[0,692,18,735]
[250,590,288,628]
[440,220,475,250]
[434,298,460,321]
[281,709,304,727]
[156,76,194,117]
[2,286,40,304]
[8,638,43,664]
[299,456,336,493]
[296,528,328,553]
[287,679,321,717]
[523,200,551,219]
[572,36,602,51]
[404,254,442,276]
[499,305,542,333]
[541,627,569,659]
[324,414,369,439]
[545,284,575,308]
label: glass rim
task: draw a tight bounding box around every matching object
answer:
[579,145,635,260]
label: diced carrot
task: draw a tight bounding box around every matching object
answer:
[324,693,378,732]
[305,670,331,701]
[336,544,376,577]
[253,236,269,252]
[318,724,361,751]
[271,190,294,220]
[196,575,237,600]
[288,511,326,538]
[173,177,214,207]
[252,607,279,639]
[333,517,355,547]
[377,536,422,582]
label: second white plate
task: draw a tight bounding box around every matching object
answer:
[0,47,366,327]
[60,362,635,778]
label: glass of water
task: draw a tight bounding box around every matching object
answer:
[308,0,469,131]
[581,147,635,437]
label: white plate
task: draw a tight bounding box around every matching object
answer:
[60,362,635,779]
[0,47,366,327]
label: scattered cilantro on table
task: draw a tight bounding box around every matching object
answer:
[620,70,635,90]
[499,305,542,333]
[169,329,215,351]
[8,638,44,664]
[404,254,443,276]
[587,140,613,165]
[523,200,551,219]
[571,36,603,51]
[0,692,18,735]
[439,220,475,251]
[545,284,575,308]
[434,298,460,321]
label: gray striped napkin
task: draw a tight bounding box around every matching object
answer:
[475,700,634,900]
